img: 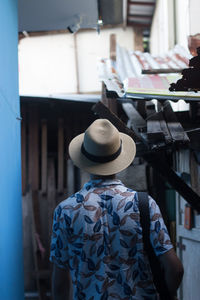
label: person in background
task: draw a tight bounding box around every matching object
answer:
[50,119,183,300]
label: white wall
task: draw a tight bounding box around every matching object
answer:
[18,27,134,95]
[175,0,190,50]
[150,0,190,111]
[150,0,200,55]
[19,34,77,95]
[150,0,169,56]
[189,0,200,35]
[167,0,175,50]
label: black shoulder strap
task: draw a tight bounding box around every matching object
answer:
[138,192,173,300]
[138,192,151,252]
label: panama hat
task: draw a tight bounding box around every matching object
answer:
[69,119,136,176]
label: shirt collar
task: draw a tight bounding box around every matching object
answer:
[83,179,124,190]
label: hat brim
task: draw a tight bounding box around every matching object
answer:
[69,132,136,176]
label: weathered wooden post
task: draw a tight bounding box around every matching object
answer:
[101,33,118,115]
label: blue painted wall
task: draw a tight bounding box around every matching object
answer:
[0,1,24,299]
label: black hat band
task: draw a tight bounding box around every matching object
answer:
[81,140,122,163]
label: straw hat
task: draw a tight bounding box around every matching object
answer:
[69,119,136,176]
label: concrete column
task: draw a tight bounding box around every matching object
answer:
[0,1,24,299]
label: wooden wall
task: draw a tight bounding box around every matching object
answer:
[21,98,96,295]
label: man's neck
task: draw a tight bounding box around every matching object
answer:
[90,174,116,181]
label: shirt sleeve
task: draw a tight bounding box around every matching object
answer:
[49,205,69,269]
[149,196,173,256]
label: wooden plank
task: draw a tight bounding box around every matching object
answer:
[156,110,173,145]
[41,119,47,195]
[47,158,56,244]
[58,118,64,194]
[142,69,183,74]
[146,102,165,143]
[99,34,118,115]
[144,153,200,213]
[110,33,116,61]
[28,109,48,298]
[31,191,48,300]
[101,82,118,116]
[32,191,41,234]
[23,193,35,288]
[28,105,39,190]
[147,125,165,143]
[161,100,190,144]
[21,106,26,195]
[31,201,42,300]
[133,27,144,52]
[122,102,146,130]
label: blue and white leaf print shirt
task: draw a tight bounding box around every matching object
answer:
[50,179,173,300]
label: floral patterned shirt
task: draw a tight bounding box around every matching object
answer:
[50,179,173,300]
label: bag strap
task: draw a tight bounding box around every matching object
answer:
[138,192,151,252]
[138,192,173,300]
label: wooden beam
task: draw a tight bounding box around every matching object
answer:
[146,102,165,143]
[122,102,146,131]
[58,118,64,194]
[31,191,48,300]
[142,69,183,74]
[28,105,39,190]
[110,33,117,61]
[41,119,47,195]
[144,152,200,212]
[100,34,118,115]
[47,158,56,243]
[101,82,118,115]
[133,27,144,52]
[161,100,190,144]
[157,112,173,145]
[147,122,165,143]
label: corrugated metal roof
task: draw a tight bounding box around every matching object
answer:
[116,45,190,81]
[98,45,200,101]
